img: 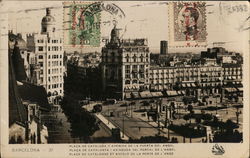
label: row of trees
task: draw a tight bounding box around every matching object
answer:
[65,63,103,100]
[62,64,101,142]
[60,95,100,142]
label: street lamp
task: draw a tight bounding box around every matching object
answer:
[122,115,125,138]
[236,107,240,124]
[165,104,170,140]
[216,95,218,115]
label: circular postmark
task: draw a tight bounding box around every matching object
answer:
[64,1,126,47]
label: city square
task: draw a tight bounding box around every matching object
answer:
[7,1,245,144]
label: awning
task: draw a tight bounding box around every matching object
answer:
[151,92,162,97]
[155,92,163,97]
[191,83,196,87]
[224,88,237,93]
[166,90,178,96]
[177,90,185,95]
[125,93,131,99]
[131,92,140,98]
[237,87,243,92]
[151,92,157,97]
[182,84,186,88]
[139,91,153,98]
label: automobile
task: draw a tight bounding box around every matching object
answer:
[120,103,128,107]
[92,104,102,113]
[103,99,117,105]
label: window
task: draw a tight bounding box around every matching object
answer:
[125,80,130,84]
[37,39,43,43]
[133,55,136,62]
[42,28,47,32]
[132,80,137,84]
[39,62,43,67]
[48,46,50,51]
[38,46,43,51]
[48,55,50,59]
[38,55,43,59]
[48,69,50,74]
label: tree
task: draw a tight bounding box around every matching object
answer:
[61,95,99,142]
[187,105,194,124]
[195,117,201,124]
[187,104,193,112]
[183,115,190,123]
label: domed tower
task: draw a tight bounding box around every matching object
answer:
[41,8,56,34]
[110,25,120,45]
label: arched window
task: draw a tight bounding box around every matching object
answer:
[133,54,137,62]
[126,54,129,62]
[125,80,130,84]
[140,54,144,62]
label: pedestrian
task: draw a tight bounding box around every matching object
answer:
[174,137,178,143]
[171,137,174,143]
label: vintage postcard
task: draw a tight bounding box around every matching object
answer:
[0,1,249,158]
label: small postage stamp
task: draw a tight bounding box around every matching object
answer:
[168,2,207,47]
[63,2,101,47]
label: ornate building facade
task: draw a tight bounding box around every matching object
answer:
[27,8,64,104]
[101,26,150,99]
[101,27,243,102]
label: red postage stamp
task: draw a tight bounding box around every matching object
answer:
[168,2,207,48]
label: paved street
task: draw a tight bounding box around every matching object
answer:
[41,99,242,143]
[100,100,243,143]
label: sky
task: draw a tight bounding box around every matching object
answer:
[5,1,249,54]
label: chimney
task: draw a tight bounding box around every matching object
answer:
[160,40,168,55]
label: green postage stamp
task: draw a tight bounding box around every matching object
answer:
[63,2,101,47]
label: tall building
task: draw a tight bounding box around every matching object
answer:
[27,8,64,104]
[101,26,150,99]
[160,40,168,55]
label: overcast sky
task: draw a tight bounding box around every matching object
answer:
[6,1,249,54]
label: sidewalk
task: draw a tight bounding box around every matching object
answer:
[95,113,129,141]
